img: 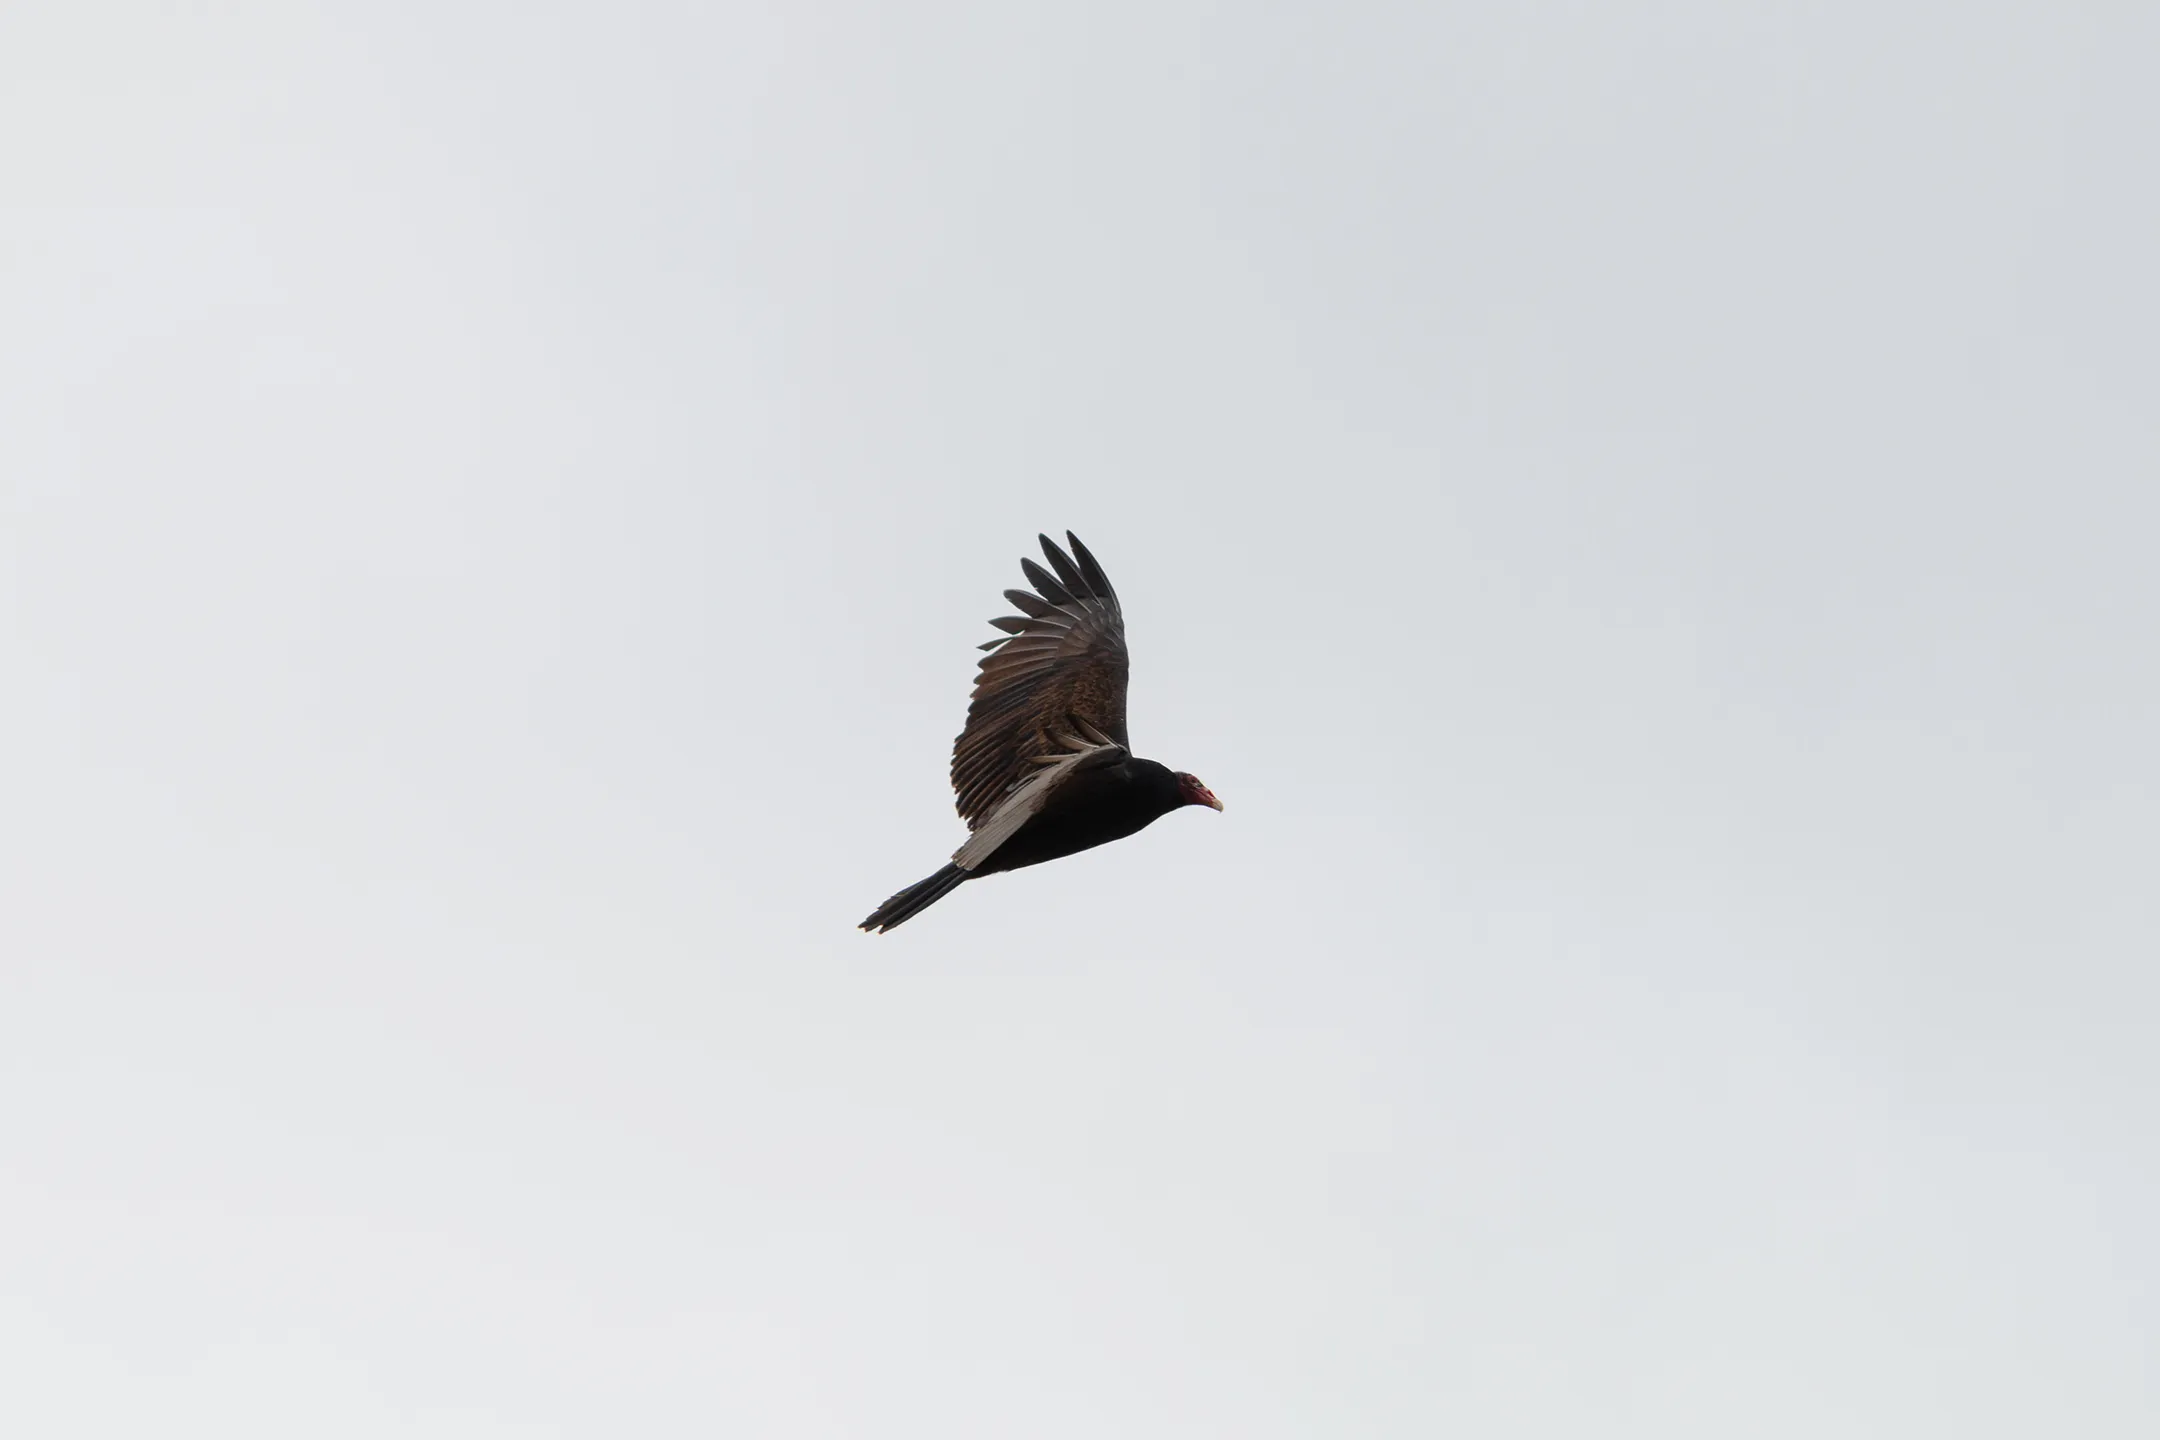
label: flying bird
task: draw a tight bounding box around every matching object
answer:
[860,532,1221,933]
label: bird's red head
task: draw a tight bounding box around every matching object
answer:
[1174,772,1224,811]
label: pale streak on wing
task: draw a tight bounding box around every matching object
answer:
[952,738,1126,871]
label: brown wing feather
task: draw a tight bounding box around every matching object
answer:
[950,532,1131,827]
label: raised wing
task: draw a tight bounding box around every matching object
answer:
[950,532,1130,828]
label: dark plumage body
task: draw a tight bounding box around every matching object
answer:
[963,758,1186,875]
[860,534,1220,933]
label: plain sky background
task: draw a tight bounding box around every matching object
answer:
[4,3,2155,1435]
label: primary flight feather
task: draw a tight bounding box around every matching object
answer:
[860,532,1221,933]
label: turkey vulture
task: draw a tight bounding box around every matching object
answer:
[860,532,1221,933]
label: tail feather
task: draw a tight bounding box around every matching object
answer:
[859,864,968,933]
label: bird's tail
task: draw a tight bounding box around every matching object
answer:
[859,864,969,934]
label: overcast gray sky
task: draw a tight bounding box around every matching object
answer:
[4,3,2155,1436]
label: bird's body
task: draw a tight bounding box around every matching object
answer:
[964,756,1189,876]
[860,534,1219,933]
